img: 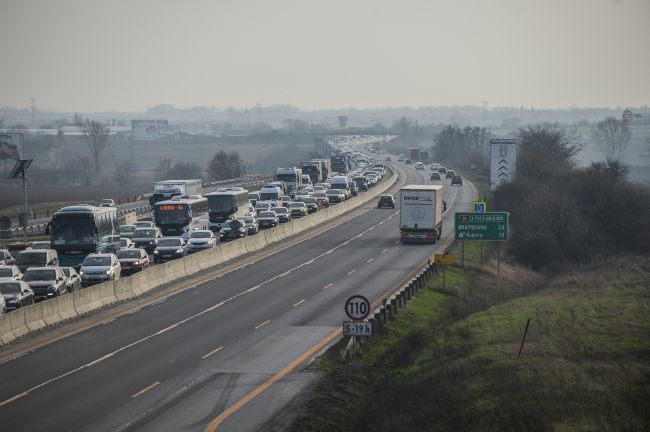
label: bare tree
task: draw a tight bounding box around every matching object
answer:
[74,114,111,172]
[154,158,173,180]
[591,117,632,162]
[79,156,93,185]
[208,151,243,180]
[113,145,135,186]
[64,158,81,184]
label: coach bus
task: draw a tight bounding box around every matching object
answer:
[152,195,209,236]
[48,205,120,268]
[205,187,250,231]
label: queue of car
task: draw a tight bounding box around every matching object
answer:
[0,149,389,315]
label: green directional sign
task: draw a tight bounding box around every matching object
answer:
[455,212,509,241]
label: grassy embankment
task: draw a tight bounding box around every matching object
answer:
[283,240,650,432]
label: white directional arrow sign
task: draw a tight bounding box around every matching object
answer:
[490,138,517,191]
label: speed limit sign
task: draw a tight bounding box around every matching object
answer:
[345,295,371,320]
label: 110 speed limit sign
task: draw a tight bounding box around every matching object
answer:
[345,295,371,321]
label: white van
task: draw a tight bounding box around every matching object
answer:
[329,176,351,199]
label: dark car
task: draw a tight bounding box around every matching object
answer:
[273,207,292,223]
[325,189,343,204]
[242,215,260,235]
[378,194,396,209]
[347,181,359,197]
[220,219,248,241]
[117,248,150,275]
[0,280,34,311]
[22,266,68,302]
[153,237,188,263]
[132,228,162,253]
[61,267,81,292]
[446,169,456,179]
[302,197,320,213]
[430,172,442,181]
[451,175,463,186]
[404,159,412,165]
[258,211,279,228]
[438,166,447,175]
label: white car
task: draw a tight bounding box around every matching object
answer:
[79,253,121,286]
[0,265,23,281]
[100,198,116,207]
[187,230,217,253]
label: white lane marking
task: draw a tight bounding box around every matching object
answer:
[323,283,334,290]
[254,320,271,330]
[0,203,403,406]
[382,248,389,253]
[347,269,357,276]
[101,318,115,325]
[0,351,29,366]
[148,298,167,307]
[202,346,224,359]
[292,299,306,308]
[367,258,374,263]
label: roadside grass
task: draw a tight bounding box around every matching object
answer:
[283,248,650,432]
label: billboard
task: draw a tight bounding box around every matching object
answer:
[490,138,517,191]
[131,120,168,141]
[0,133,24,160]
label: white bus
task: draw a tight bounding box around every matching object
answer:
[152,196,208,236]
[205,187,250,231]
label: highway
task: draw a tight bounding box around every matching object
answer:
[0,161,477,432]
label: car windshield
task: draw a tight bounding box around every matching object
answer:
[274,207,287,214]
[23,269,56,281]
[0,268,14,277]
[259,212,276,217]
[158,239,181,247]
[120,226,135,233]
[118,250,141,259]
[243,217,255,223]
[0,282,21,294]
[83,256,111,266]
[134,222,153,228]
[303,198,317,203]
[190,232,211,238]
[133,229,156,238]
[16,252,45,265]
[31,242,50,249]
[289,203,304,208]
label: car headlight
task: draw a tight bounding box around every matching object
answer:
[153,250,159,254]
[134,261,140,265]
[176,249,183,254]
[79,270,84,275]
[106,270,111,274]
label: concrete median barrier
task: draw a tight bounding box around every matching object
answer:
[114,275,136,302]
[57,292,78,320]
[41,298,62,325]
[23,303,46,332]
[10,308,29,339]
[74,281,114,315]
[0,314,15,345]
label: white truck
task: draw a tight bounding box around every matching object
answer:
[399,184,444,243]
[275,167,302,194]
[150,179,203,206]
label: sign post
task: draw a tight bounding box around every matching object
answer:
[343,295,372,364]
[434,254,454,291]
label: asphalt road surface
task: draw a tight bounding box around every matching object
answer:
[0,162,477,432]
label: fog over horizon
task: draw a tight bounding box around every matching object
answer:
[1,0,648,113]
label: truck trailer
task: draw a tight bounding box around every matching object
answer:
[150,179,203,206]
[409,148,421,162]
[399,184,443,243]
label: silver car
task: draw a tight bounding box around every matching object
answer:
[0,265,22,281]
[79,253,121,286]
[187,230,217,253]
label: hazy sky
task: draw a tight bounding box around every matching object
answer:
[1,0,648,112]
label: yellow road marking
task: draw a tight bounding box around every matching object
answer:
[131,381,160,399]
[0,392,29,407]
[254,320,271,330]
[203,328,342,432]
[292,299,306,308]
[202,346,224,359]
[0,165,406,364]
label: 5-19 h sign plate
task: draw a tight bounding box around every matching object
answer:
[343,321,374,337]
[455,212,509,241]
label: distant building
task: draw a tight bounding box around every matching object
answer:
[131,119,168,141]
